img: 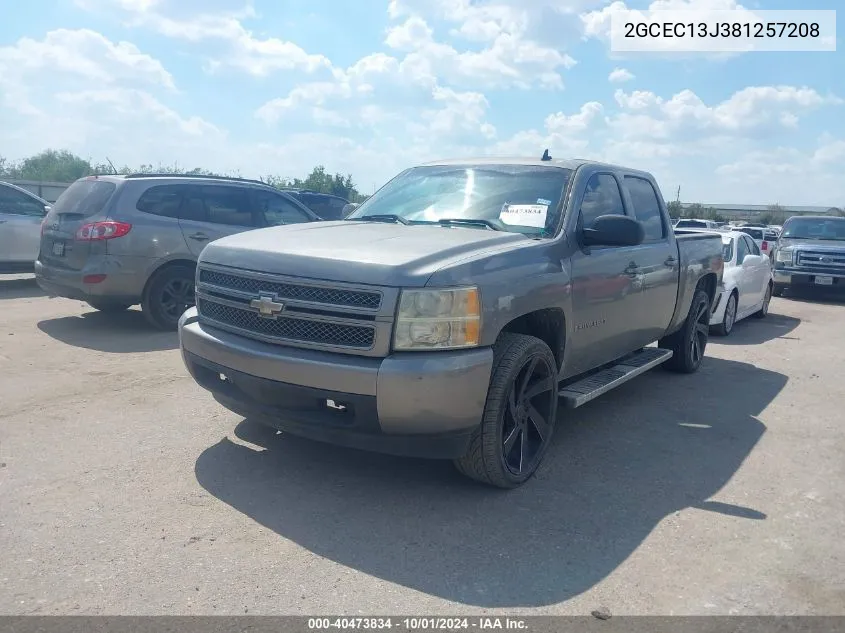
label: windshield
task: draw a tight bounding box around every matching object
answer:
[346,165,572,237]
[781,217,845,241]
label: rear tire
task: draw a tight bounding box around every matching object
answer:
[772,283,785,297]
[86,300,131,313]
[711,292,737,336]
[659,288,711,374]
[142,265,195,331]
[454,333,558,489]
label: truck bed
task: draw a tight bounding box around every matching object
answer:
[666,228,724,337]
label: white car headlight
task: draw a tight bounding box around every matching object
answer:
[775,248,793,263]
[393,287,481,350]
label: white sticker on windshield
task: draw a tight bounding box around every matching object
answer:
[499,203,548,228]
[537,198,551,205]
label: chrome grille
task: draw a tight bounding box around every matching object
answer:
[195,265,385,353]
[198,299,375,348]
[796,250,845,269]
[199,269,381,309]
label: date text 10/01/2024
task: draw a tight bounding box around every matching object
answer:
[307,618,528,630]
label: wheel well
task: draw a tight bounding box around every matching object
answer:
[500,308,565,371]
[142,259,197,300]
[697,273,718,305]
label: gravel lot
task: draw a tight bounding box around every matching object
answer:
[1,274,844,616]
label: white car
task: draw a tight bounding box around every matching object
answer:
[710,230,774,336]
[0,181,51,273]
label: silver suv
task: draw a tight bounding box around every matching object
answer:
[35,174,321,329]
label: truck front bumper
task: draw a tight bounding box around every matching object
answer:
[178,307,494,459]
[773,266,845,290]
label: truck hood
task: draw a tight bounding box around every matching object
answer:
[199,221,529,287]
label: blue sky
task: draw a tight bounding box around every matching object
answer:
[0,0,842,205]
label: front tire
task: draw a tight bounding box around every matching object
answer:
[142,265,195,331]
[659,288,711,374]
[753,283,772,319]
[454,333,558,489]
[711,292,737,336]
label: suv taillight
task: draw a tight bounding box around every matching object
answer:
[76,221,132,241]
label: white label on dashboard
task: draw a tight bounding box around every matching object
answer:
[499,204,548,228]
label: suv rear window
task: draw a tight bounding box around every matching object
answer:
[52,179,116,217]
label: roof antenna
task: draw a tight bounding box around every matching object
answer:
[541,148,552,161]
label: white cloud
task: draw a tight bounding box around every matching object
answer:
[0,29,221,170]
[77,0,331,76]
[384,16,575,90]
[609,85,839,139]
[608,67,634,82]
[0,28,174,92]
[714,138,845,205]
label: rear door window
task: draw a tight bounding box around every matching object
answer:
[136,185,186,218]
[624,176,666,241]
[50,179,116,217]
[202,186,258,227]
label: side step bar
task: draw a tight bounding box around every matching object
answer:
[558,347,673,408]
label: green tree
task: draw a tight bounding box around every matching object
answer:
[9,149,94,182]
[262,164,364,202]
[667,200,683,219]
[2,149,366,202]
[684,203,704,218]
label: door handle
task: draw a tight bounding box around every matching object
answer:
[188,232,210,241]
[664,256,677,267]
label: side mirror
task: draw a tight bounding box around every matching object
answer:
[582,214,645,247]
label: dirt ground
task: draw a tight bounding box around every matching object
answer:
[1,274,844,615]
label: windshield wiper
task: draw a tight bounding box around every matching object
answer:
[349,214,409,225]
[437,218,502,231]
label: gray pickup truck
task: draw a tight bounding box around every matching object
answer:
[771,215,845,296]
[179,156,724,488]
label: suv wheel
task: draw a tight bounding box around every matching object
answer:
[454,333,558,489]
[142,265,195,331]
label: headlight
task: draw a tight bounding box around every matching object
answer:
[775,248,793,263]
[393,287,481,350]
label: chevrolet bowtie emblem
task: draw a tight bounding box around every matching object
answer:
[251,294,285,318]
